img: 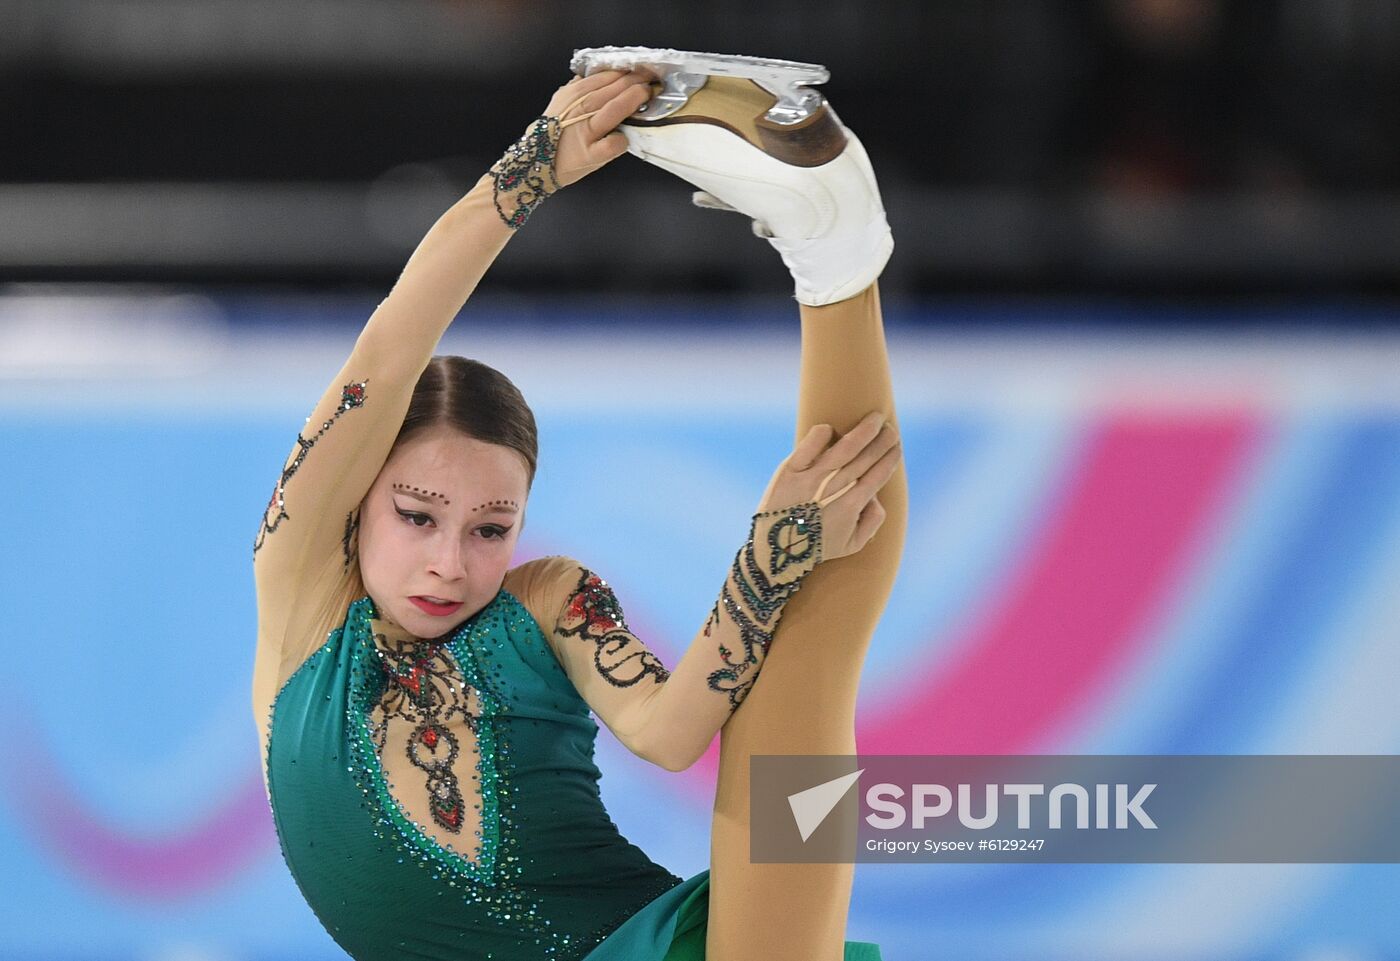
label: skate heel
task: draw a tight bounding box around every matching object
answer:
[643,74,849,168]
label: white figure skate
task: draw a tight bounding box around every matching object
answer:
[571,46,893,307]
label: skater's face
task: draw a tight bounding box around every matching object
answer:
[357,426,530,638]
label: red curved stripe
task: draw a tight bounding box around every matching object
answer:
[861,412,1263,754]
[9,725,275,899]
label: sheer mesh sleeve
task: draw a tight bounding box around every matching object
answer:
[508,555,672,761]
[252,172,515,716]
[513,505,824,772]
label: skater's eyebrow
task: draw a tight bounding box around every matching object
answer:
[391,483,451,505]
[391,484,520,514]
[470,501,520,515]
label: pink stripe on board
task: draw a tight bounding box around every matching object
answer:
[854,412,1262,755]
[10,728,276,899]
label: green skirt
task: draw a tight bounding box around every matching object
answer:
[580,869,882,961]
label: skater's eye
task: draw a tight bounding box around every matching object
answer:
[396,507,508,540]
[396,507,433,528]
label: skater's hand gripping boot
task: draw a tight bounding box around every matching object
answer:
[487,67,654,228]
[571,46,894,306]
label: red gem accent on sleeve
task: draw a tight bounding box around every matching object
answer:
[341,382,366,408]
[565,574,622,632]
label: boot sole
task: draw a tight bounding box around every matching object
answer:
[571,46,847,167]
[627,76,847,168]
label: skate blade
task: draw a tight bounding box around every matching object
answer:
[570,46,829,125]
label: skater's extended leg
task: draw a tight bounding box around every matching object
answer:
[706,281,907,961]
[596,49,906,958]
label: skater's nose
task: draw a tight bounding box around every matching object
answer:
[426,531,470,581]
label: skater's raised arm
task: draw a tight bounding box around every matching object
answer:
[518,412,900,771]
[252,70,653,645]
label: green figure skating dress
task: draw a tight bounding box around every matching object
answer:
[265,587,882,960]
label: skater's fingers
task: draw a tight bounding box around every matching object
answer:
[818,423,898,498]
[568,68,627,95]
[850,496,886,553]
[790,424,836,471]
[854,422,901,473]
[574,70,651,119]
[589,130,631,164]
[810,410,887,473]
[546,69,628,117]
[852,442,902,498]
[587,82,651,139]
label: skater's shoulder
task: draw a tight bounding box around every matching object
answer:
[504,553,588,589]
[504,554,618,635]
[502,553,591,622]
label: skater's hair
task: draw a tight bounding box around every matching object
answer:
[393,355,538,491]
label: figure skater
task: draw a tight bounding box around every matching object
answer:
[252,48,906,961]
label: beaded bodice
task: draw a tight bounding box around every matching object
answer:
[265,588,683,961]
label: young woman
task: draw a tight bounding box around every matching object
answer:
[252,56,906,961]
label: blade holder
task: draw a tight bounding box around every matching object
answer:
[570,46,830,125]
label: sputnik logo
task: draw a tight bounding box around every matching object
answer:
[787,769,864,842]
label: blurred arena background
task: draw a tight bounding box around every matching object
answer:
[2,2,1399,960]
